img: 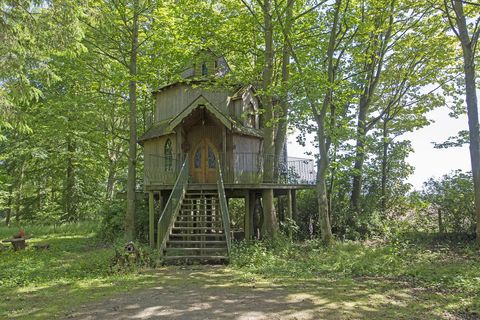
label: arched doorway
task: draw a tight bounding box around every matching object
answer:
[190,138,219,183]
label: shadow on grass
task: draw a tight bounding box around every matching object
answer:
[29,267,468,320]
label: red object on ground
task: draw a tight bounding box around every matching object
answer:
[14,229,25,239]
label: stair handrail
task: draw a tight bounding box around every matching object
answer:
[157,154,190,254]
[216,159,232,254]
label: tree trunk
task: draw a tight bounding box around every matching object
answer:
[65,134,76,220]
[314,0,342,245]
[106,157,117,201]
[6,185,12,226]
[351,95,368,212]
[381,118,389,214]
[327,144,337,225]
[125,0,139,241]
[14,163,25,223]
[274,0,294,179]
[438,208,444,234]
[350,3,393,212]
[453,0,480,242]
[317,124,334,245]
[261,0,278,237]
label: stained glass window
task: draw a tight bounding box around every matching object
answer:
[208,146,216,168]
[194,147,202,168]
[202,63,208,76]
[164,139,172,171]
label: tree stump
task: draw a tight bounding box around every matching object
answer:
[2,238,26,251]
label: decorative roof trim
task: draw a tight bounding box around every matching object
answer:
[168,95,232,131]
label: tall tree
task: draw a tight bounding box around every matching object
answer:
[260,0,278,236]
[125,0,140,241]
[442,0,480,241]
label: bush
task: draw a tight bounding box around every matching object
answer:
[420,170,475,234]
[99,197,148,242]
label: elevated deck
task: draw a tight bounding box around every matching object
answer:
[144,152,316,192]
[146,183,315,196]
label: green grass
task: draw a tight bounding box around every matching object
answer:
[0,222,160,319]
[1,223,479,319]
[230,235,480,317]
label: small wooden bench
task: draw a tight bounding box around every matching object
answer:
[2,238,27,251]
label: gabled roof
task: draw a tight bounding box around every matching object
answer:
[231,122,263,138]
[169,95,232,130]
[139,94,264,144]
[231,84,257,100]
[138,120,173,144]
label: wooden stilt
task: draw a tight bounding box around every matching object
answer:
[244,193,251,241]
[291,189,297,219]
[149,191,155,247]
[286,190,293,240]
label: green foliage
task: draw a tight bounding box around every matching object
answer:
[419,170,475,234]
[231,236,480,296]
[98,198,149,243]
[0,222,110,288]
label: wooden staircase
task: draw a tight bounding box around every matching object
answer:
[162,190,229,263]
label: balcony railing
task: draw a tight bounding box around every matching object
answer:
[144,152,316,186]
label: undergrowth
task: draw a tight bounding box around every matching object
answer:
[230,234,480,296]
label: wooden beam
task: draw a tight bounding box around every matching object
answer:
[245,191,255,241]
[149,191,155,247]
[286,190,293,240]
[291,189,297,221]
[244,192,251,241]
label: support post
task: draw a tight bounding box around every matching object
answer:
[245,191,255,241]
[148,191,155,247]
[291,189,297,220]
[287,190,293,240]
[244,192,251,241]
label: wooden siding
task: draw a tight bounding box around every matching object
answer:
[144,134,178,186]
[155,84,230,122]
[230,134,263,184]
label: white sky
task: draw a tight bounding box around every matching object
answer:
[287,106,472,190]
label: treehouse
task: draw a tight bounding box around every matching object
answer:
[139,50,315,262]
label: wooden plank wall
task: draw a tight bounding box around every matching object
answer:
[155,85,230,122]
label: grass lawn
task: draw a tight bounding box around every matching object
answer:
[0,223,479,319]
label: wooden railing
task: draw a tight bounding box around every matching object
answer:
[157,154,189,254]
[216,159,232,255]
[145,152,316,186]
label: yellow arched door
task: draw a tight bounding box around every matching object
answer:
[190,139,219,183]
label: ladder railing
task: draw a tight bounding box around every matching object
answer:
[157,154,189,254]
[216,159,232,254]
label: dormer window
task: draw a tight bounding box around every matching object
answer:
[246,102,256,128]
[202,63,208,76]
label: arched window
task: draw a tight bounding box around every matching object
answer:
[246,102,256,128]
[164,139,173,171]
[202,63,208,76]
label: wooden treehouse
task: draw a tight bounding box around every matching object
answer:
[139,50,315,263]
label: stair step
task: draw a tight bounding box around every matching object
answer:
[174,220,223,224]
[167,240,226,245]
[177,213,221,216]
[165,247,227,251]
[172,226,223,230]
[162,255,228,260]
[178,216,219,220]
[181,203,219,207]
[182,198,219,206]
[185,191,218,195]
[169,233,225,237]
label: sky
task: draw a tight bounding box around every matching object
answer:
[287,106,472,190]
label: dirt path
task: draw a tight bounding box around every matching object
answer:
[66,266,460,320]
